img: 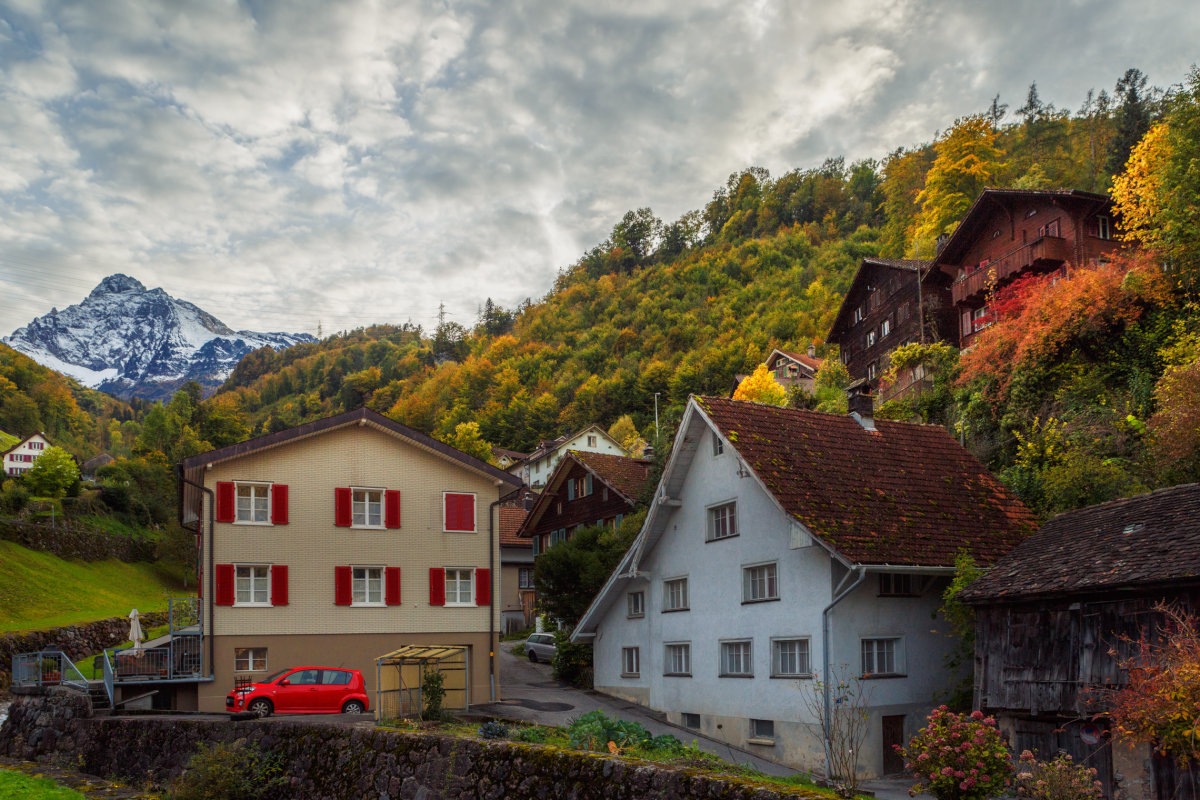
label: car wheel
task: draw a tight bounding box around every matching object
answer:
[342,700,365,714]
[247,698,273,718]
[527,650,538,663]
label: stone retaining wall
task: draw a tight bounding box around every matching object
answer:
[0,612,170,692]
[0,518,156,563]
[0,691,821,800]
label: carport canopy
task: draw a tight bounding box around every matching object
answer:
[376,645,467,665]
[375,644,470,719]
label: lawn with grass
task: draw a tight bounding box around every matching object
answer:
[0,540,190,633]
[0,429,18,452]
[73,514,160,541]
[0,768,87,799]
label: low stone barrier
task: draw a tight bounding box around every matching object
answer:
[0,691,821,800]
[0,518,156,563]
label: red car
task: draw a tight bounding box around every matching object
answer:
[226,666,369,717]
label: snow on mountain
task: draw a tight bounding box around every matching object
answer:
[3,274,313,401]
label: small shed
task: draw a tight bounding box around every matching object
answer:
[375,645,469,720]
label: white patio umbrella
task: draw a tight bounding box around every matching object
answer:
[128,608,145,651]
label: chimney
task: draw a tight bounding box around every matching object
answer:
[807,343,816,359]
[935,232,949,254]
[642,445,656,460]
[846,379,875,430]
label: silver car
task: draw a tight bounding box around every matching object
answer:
[524,633,556,663]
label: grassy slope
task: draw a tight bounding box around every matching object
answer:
[0,770,87,800]
[0,428,18,451]
[0,540,190,633]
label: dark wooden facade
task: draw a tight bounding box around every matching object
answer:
[931,189,1122,349]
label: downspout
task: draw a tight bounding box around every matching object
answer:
[180,471,215,679]
[821,565,868,780]
[488,491,502,702]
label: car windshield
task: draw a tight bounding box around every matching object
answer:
[261,669,290,684]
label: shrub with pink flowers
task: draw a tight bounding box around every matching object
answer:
[899,706,1012,800]
[1013,750,1103,800]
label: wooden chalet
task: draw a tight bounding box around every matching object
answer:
[731,347,824,397]
[930,188,1122,349]
[961,483,1200,800]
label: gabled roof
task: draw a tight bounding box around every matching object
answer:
[518,424,625,466]
[516,450,651,537]
[766,348,823,374]
[827,258,928,344]
[961,483,1200,603]
[1,431,50,458]
[499,506,530,548]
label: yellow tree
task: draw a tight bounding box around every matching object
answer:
[733,364,787,406]
[911,115,1004,257]
[1110,122,1171,253]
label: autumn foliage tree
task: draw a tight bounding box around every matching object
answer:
[733,364,787,406]
[912,115,1004,257]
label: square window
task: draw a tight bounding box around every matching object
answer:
[352,489,384,527]
[444,493,476,532]
[720,640,753,677]
[445,568,475,606]
[682,712,701,729]
[621,647,640,676]
[627,591,645,618]
[771,638,810,677]
[235,565,270,606]
[234,647,267,671]
[663,578,688,612]
[707,502,738,541]
[862,638,902,676]
[751,719,775,741]
[236,484,270,524]
[664,643,691,676]
[352,567,384,605]
[743,563,779,602]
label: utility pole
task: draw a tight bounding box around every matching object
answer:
[654,393,661,444]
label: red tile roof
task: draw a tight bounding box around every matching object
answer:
[499,506,530,548]
[697,396,1035,567]
[571,451,652,502]
[772,349,824,373]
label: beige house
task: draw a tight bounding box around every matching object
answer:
[2,431,52,476]
[180,407,523,713]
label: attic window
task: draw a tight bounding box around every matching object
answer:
[1123,523,1145,534]
[1025,208,1038,218]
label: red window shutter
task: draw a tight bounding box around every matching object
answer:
[215,564,235,606]
[385,567,402,605]
[271,484,289,525]
[271,565,289,606]
[429,568,445,606]
[215,482,236,523]
[445,493,475,532]
[384,490,402,529]
[334,566,352,606]
[476,568,491,606]
[334,487,352,527]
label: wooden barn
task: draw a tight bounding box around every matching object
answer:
[961,483,1200,800]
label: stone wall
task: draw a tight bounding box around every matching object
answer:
[0,691,822,800]
[0,518,156,563]
[0,612,169,692]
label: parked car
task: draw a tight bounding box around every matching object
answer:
[524,632,556,663]
[226,666,369,717]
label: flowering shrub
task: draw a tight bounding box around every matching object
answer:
[899,706,1012,800]
[1013,750,1103,800]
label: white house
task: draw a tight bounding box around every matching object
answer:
[2,432,52,477]
[509,424,629,490]
[572,393,1034,778]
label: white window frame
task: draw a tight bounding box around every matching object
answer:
[867,330,877,347]
[861,637,904,677]
[712,434,724,457]
[234,564,271,607]
[743,562,779,603]
[351,487,385,529]
[627,590,645,618]
[445,567,475,607]
[663,577,689,612]
[881,318,891,338]
[587,434,598,447]
[664,642,691,676]
[234,482,272,526]
[621,647,640,677]
[771,637,811,678]
[719,639,753,677]
[234,647,268,672]
[706,501,738,542]
[351,566,385,607]
[518,567,534,590]
[1096,215,1111,240]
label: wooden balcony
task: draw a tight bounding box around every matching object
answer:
[951,236,1072,305]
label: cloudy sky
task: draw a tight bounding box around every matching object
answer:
[0,0,1196,337]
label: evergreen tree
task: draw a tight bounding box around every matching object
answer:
[1106,68,1155,176]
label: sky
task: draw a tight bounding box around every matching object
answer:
[0,0,1196,338]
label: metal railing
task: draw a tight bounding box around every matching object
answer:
[11,650,88,692]
[105,597,203,683]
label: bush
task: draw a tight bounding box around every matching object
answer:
[169,741,289,800]
[421,667,447,719]
[567,710,656,751]
[1014,750,1103,800]
[0,480,29,514]
[477,720,509,739]
[900,707,1012,800]
[551,628,593,688]
[512,725,549,743]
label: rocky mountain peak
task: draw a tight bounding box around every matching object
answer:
[89,273,147,297]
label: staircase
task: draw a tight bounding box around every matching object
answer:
[87,682,111,713]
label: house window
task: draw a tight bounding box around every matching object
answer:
[1096,215,1111,240]
[743,563,778,603]
[444,492,476,532]
[720,640,753,677]
[682,712,701,729]
[853,306,864,324]
[352,567,384,606]
[587,435,598,447]
[712,435,724,457]
[236,484,270,524]
[867,362,877,380]
[352,489,383,528]
[621,647,640,677]
[663,577,689,612]
[627,591,645,618]
[664,643,691,676]
[879,573,920,596]
[518,567,534,589]
[862,638,903,676]
[1025,207,1038,218]
[972,305,991,333]
[235,565,270,606]
[445,568,475,606]
[867,330,877,347]
[750,719,775,741]
[707,502,738,541]
[1046,218,1060,237]
[881,319,891,338]
[771,638,810,677]
[234,648,268,671]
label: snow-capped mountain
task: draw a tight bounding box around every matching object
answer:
[3,274,313,400]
